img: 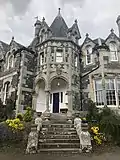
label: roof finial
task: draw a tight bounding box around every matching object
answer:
[86,33,89,38]
[58,8,61,16]
[75,19,77,23]
[12,36,14,41]
[110,28,114,33]
[42,17,45,22]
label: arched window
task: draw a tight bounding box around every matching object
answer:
[3,82,10,105]
[7,55,14,69]
[109,42,118,61]
[86,45,92,65]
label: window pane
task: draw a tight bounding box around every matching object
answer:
[56,51,63,63]
[56,52,62,57]
[95,80,102,90]
[105,79,114,90]
[56,57,63,63]
[40,53,44,65]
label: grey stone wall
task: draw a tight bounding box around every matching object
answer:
[21,91,32,109]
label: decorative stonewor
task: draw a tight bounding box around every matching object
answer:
[79,123,92,153]
[74,117,92,153]
[26,124,39,154]
[35,113,42,132]
[74,117,82,129]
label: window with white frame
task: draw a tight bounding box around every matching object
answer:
[56,49,63,63]
[109,42,118,61]
[40,52,44,65]
[105,79,116,105]
[95,79,104,105]
[86,45,92,65]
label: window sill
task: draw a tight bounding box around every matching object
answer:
[110,60,118,62]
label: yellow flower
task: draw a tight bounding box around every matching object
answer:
[6,118,24,131]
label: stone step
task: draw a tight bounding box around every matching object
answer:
[42,127,76,132]
[42,124,74,128]
[46,131,77,135]
[50,113,67,121]
[39,134,79,139]
[38,148,80,154]
[39,138,79,143]
[39,142,80,149]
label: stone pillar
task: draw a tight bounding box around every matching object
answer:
[32,93,38,111]
[43,90,50,122]
[67,90,72,122]
[67,47,73,122]
[45,90,50,112]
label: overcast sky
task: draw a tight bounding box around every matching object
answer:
[0,0,120,46]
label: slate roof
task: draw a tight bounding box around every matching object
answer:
[93,38,105,45]
[50,12,68,38]
[68,20,81,39]
[0,41,10,52]
[0,41,10,60]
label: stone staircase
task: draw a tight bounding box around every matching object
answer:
[38,113,80,154]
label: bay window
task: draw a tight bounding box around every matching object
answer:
[95,79,116,106]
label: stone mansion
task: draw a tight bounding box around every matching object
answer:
[1,9,120,115]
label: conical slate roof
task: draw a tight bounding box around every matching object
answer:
[50,8,68,37]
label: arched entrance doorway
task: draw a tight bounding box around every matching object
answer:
[36,79,46,113]
[50,77,68,113]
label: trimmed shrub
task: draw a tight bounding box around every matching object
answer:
[23,107,33,122]
[6,118,24,131]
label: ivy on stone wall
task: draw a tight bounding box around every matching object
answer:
[72,91,81,111]
[21,91,32,110]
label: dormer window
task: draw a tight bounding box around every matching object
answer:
[109,42,118,61]
[86,45,92,65]
[56,49,63,63]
